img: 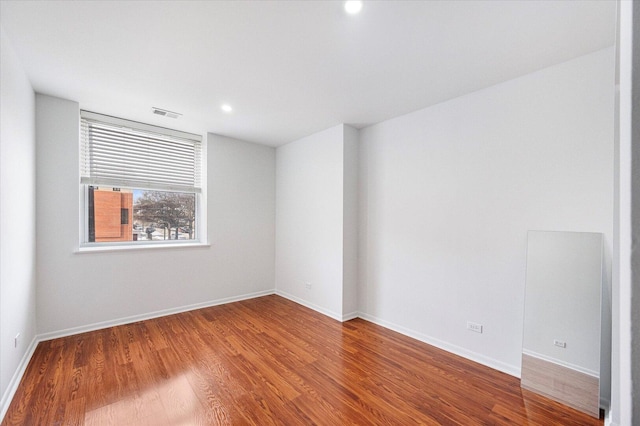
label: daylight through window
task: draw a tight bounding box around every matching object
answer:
[80,111,203,245]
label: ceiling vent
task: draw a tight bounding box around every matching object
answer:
[151,107,181,119]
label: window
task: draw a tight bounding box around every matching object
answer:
[80,111,203,246]
[121,208,129,225]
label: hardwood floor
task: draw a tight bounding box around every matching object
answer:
[2,295,603,425]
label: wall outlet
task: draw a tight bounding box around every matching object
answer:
[14,333,20,348]
[305,281,312,289]
[554,339,567,348]
[467,322,483,333]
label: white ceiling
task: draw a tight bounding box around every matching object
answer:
[1,1,616,147]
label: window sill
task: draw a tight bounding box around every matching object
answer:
[76,242,210,254]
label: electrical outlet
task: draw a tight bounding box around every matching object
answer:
[467,322,483,333]
[554,339,567,348]
[305,281,312,289]
[14,333,20,348]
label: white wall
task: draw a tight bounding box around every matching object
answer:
[35,95,276,336]
[629,1,640,423]
[275,124,359,320]
[275,125,345,319]
[0,28,37,411]
[358,48,615,381]
[342,126,359,318]
[612,1,634,424]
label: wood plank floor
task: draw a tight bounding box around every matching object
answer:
[2,295,603,425]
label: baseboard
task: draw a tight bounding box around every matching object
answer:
[1,335,39,422]
[275,290,343,322]
[604,409,616,426]
[357,312,520,378]
[342,311,359,321]
[38,289,275,342]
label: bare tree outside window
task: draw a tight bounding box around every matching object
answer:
[134,191,195,240]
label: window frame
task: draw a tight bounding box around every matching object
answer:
[78,111,207,251]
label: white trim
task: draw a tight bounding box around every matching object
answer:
[601,396,611,415]
[274,290,343,322]
[197,138,208,244]
[617,2,634,425]
[604,409,617,426]
[522,349,599,378]
[1,336,38,422]
[358,312,520,378]
[76,242,210,254]
[342,311,359,322]
[38,289,274,341]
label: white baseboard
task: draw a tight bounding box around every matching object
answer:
[274,290,343,322]
[38,289,275,342]
[358,312,520,378]
[604,408,616,426]
[1,336,39,422]
[342,311,359,321]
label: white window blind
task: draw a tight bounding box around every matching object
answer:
[80,111,202,193]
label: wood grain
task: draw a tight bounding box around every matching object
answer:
[521,353,600,417]
[2,295,603,425]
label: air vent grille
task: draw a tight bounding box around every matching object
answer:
[151,107,181,119]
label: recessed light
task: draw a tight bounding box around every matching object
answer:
[344,1,362,15]
[221,104,233,113]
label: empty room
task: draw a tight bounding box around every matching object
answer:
[0,1,637,425]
